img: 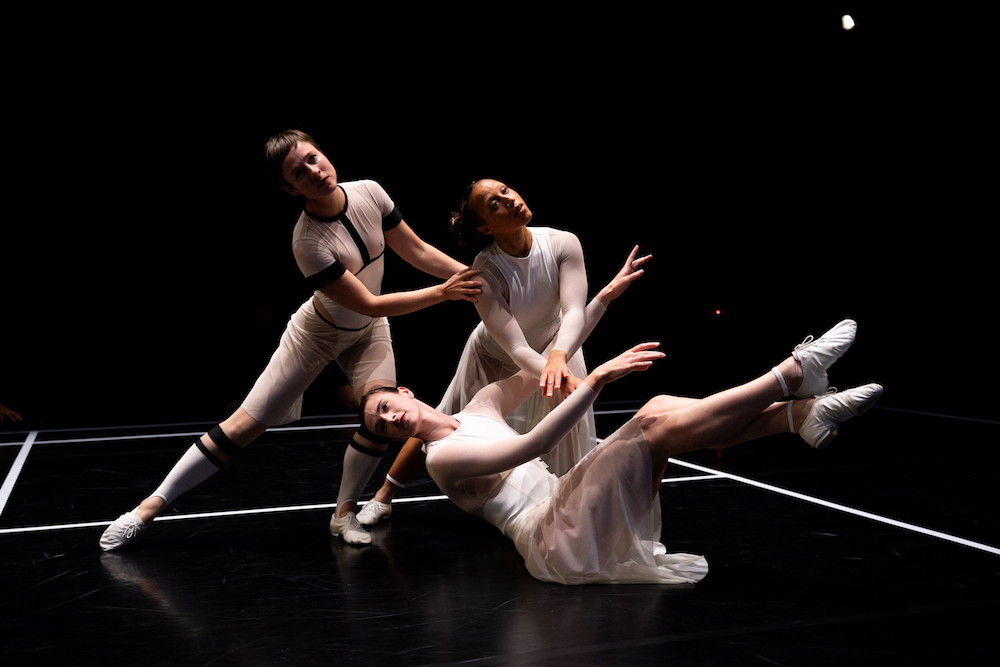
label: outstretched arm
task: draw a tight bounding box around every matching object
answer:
[546,245,652,372]
[473,269,549,377]
[385,221,467,279]
[477,242,652,395]
[430,343,664,481]
[318,266,481,318]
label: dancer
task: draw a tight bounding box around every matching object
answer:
[100,130,481,550]
[361,320,882,584]
[358,179,650,526]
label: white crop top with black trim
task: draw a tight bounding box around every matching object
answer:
[291,179,403,330]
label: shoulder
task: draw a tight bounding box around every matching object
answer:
[542,227,579,244]
[471,244,501,268]
[345,180,398,221]
[291,210,318,241]
[534,227,582,261]
[344,179,391,201]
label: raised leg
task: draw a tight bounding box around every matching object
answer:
[638,356,800,460]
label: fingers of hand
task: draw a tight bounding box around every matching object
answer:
[632,254,653,270]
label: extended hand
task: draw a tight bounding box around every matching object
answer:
[440,268,482,303]
[591,342,665,386]
[600,245,652,305]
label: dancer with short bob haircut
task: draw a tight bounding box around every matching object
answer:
[100,129,481,550]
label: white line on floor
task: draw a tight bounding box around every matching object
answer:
[669,458,1000,556]
[0,431,37,517]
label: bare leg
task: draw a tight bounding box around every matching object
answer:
[704,399,816,449]
[640,392,816,451]
[638,356,802,463]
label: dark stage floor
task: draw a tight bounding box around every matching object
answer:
[2,403,998,666]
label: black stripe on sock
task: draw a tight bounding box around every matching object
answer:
[208,425,240,457]
[349,438,385,457]
[195,438,225,468]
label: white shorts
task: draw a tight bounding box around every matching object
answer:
[241,299,395,425]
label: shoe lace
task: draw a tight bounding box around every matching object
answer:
[794,335,815,353]
[121,520,141,540]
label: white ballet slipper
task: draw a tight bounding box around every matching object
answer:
[791,319,857,397]
[798,383,883,449]
[330,512,372,545]
[100,511,149,551]
[356,500,392,527]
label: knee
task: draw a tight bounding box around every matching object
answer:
[647,395,675,412]
[638,394,699,418]
[636,401,684,458]
[215,409,267,447]
[638,395,676,417]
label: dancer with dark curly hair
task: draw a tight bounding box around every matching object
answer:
[358,179,650,527]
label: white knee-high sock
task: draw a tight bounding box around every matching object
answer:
[150,443,222,506]
[336,438,386,513]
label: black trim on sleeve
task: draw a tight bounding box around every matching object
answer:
[382,206,403,231]
[306,261,348,290]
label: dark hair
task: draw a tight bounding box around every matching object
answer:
[448,179,494,251]
[262,129,322,190]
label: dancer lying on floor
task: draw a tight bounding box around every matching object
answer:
[360,319,881,584]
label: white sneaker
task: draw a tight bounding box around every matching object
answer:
[356,500,392,527]
[799,383,883,449]
[99,511,149,551]
[792,319,857,397]
[330,512,372,544]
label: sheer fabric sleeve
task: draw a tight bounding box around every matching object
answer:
[474,266,549,377]
[431,383,600,483]
[555,298,606,361]
[549,231,589,355]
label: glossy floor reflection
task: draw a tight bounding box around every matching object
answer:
[2,405,998,666]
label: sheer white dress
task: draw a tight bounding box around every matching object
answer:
[425,382,708,585]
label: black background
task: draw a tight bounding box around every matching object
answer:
[2,6,992,431]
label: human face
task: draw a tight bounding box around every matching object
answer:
[280,141,339,199]
[363,388,418,440]
[470,179,532,235]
